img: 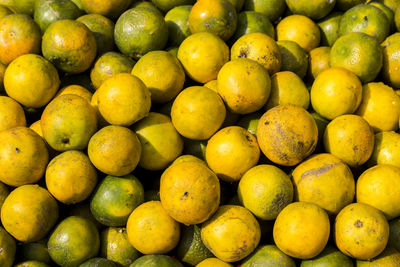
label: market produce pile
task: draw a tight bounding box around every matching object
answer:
[0,0,400,266]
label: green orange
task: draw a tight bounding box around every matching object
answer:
[317,12,342,46]
[165,5,192,47]
[232,11,275,42]
[286,0,336,20]
[243,0,286,22]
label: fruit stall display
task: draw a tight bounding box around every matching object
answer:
[0,0,400,266]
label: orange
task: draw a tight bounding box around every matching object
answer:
[0,5,12,20]
[90,51,135,90]
[330,32,383,83]
[237,111,262,136]
[126,201,180,254]
[338,4,390,43]
[131,255,183,267]
[12,0,35,15]
[41,94,97,151]
[382,33,400,88]
[292,153,355,215]
[42,19,97,74]
[369,131,400,168]
[188,0,237,41]
[396,4,400,30]
[0,61,5,91]
[171,86,226,140]
[0,226,16,267]
[1,185,58,242]
[389,218,400,252]
[45,150,97,204]
[357,164,400,220]
[277,40,308,79]
[88,125,141,176]
[76,14,115,55]
[369,1,396,31]
[311,67,363,120]
[114,7,168,59]
[231,11,275,42]
[324,115,374,167]
[165,5,192,47]
[241,245,296,267]
[0,127,48,187]
[238,164,293,220]
[177,32,229,83]
[231,32,281,75]
[96,73,151,126]
[300,246,353,267]
[217,58,271,114]
[80,0,132,19]
[160,161,220,225]
[0,96,26,131]
[55,84,92,103]
[151,0,194,12]
[196,258,233,267]
[308,46,331,80]
[337,0,364,11]
[356,247,400,266]
[273,202,330,259]
[0,14,41,65]
[356,82,400,132]
[4,54,60,108]
[257,104,318,166]
[243,0,286,22]
[205,126,260,182]
[335,203,389,260]
[133,112,184,170]
[318,12,343,46]
[286,0,336,19]
[276,15,320,52]
[131,50,185,103]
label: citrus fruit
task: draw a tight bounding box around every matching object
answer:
[165,5,192,47]
[188,0,237,41]
[242,245,296,267]
[4,54,59,108]
[232,11,275,43]
[196,258,233,267]
[130,255,184,267]
[257,104,318,166]
[96,73,151,126]
[308,46,331,80]
[12,0,35,15]
[311,67,362,120]
[42,19,97,74]
[355,82,400,132]
[76,14,115,55]
[277,40,308,79]
[48,216,100,267]
[389,218,400,251]
[330,32,383,83]
[90,174,144,226]
[338,4,390,43]
[0,61,5,91]
[277,14,321,52]
[34,0,82,33]
[114,7,168,59]
[183,139,207,160]
[243,0,286,22]
[177,32,229,83]
[237,111,262,136]
[67,202,103,230]
[177,224,213,266]
[55,84,92,103]
[396,5,400,30]
[0,181,8,211]
[201,205,261,262]
[87,125,141,176]
[171,86,226,140]
[80,258,118,267]
[1,185,58,242]
[286,0,336,20]
[0,127,48,186]
[160,161,220,225]
[131,50,185,103]
[335,203,389,260]
[238,164,293,220]
[41,94,97,151]
[151,0,194,12]
[126,201,180,254]
[0,226,16,267]
[130,0,160,11]
[16,241,51,265]
[337,0,364,11]
[217,58,271,114]
[172,154,206,166]
[0,14,41,65]
[0,5,12,19]
[357,164,400,220]
[300,246,353,267]
[100,227,140,266]
[273,202,330,259]
[133,112,184,170]
[266,71,309,110]
[14,261,50,267]
[45,150,97,204]
[0,96,26,131]
[368,131,400,168]
[292,153,355,214]
[357,247,400,266]
[231,32,281,75]
[318,12,342,46]
[370,1,396,31]
[323,114,374,167]
[382,33,400,88]
[80,0,132,19]
[206,126,260,182]
[90,51,135,89]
